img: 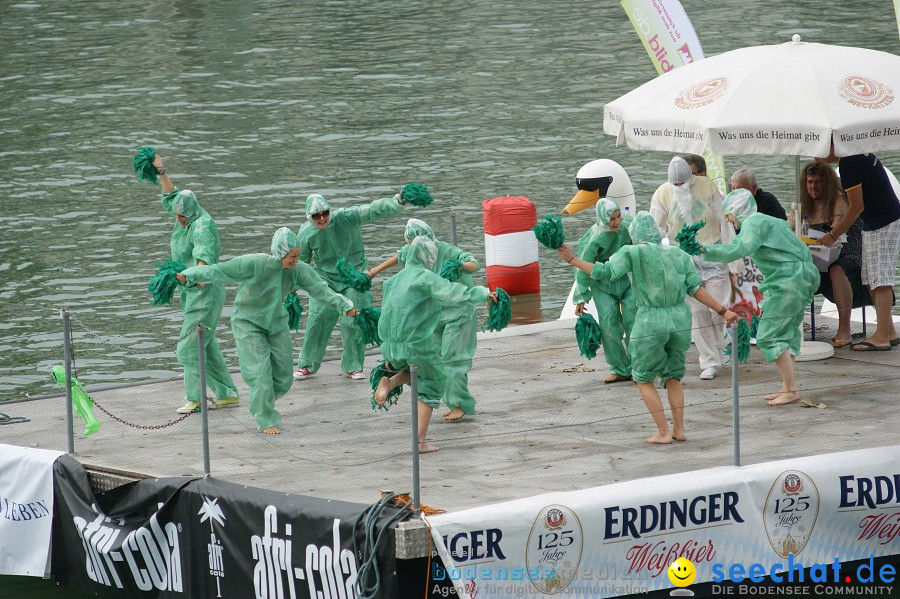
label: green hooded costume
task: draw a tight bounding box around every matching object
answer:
[703,189,818,362]
[572,198,635,377]
[398,218,480,414]
[161,187,239,404]
[296,193,405,374]
[590,211,702,383]
[181,228,353,430]
[379,237,491,408]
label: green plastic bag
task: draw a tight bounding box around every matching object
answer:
[133,146,160,185]
[147,259,186,306]
[575,313,602,359]
[284,291,303,331]
[51,366,100,436]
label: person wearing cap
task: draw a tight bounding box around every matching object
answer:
[294,192,407,382]
[570,198,635,383]
[178,228,356,434]
[150,153,240,415]
[373,236,498,453]
[558,212,738,444]
[368,219,481,421]
[701,189,819,406]
[650,156,740,381]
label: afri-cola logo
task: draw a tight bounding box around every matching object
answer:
[73,501,183,592]
[251,506,358,599]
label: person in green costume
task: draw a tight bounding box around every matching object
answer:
[367,218,480,422]
[373,236,497,453]
[558,212,738,444]
[294,192,407,381]
[150,154,240,414]
[701,188,819,406]
[571,198,635,383]
[177,228,356,434]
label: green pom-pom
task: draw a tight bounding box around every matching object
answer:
[575,313,602,360]
[749,314,760,339]
[401,183,433,207]
[485,288,512,332]
[440,258,464,282]
[723,317,752,363]
[355,307,381,346]
[369,360,403,411]
[133,146,160,185]
[284,291,303,331]
[336,258,372,292]
[147,259,186,306]
[674,220,706,256]
[532,214,565,249]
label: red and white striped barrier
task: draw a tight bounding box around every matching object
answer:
[482,196,540,295]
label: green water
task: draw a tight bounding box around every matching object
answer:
[1,0,898,403]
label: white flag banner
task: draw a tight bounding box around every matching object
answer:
[427,445,900,598]
[0,443,64,576]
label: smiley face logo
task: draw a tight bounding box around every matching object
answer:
[667,558,696,587]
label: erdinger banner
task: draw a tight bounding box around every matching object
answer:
[0,444,64,576]
[52,455,400,598]
[427,445,900,598]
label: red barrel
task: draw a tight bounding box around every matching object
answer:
[482,196,540,295]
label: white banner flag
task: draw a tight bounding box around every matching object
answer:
[0,443,64,576]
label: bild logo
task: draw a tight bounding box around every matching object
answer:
[525,505,583,595]
[763,470,820,558]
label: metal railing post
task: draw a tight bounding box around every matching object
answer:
[730,327,741,467]
[197,325,211,476]
[449,210,458,247]
[61,308,75,454]
[410,365,421,517]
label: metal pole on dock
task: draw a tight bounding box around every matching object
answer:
[197,325,211,476]
[730,327,741,467]
[61,308,74,454]
[449,210,458,246]
[410,365,421,517]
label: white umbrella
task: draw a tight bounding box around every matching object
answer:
[604,35,900,157]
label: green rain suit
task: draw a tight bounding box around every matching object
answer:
[703,189,819,362]
[161,188,239,403]
[572,198,635,377]
[379,237,491,409]
[297,193,405,374]
[589,211,702,384]
[398,219,480,414]
[182,228,353,430]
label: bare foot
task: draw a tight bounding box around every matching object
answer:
[261,426,281,435]
[603,373,632,384]
[645,432,673,444]
[374,376,390,407]
[418,442,440,454]
[763,389,788,401]
[443,408,465,422]
[672,430,687,442]
[767,391,801,406]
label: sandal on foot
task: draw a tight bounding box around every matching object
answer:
[830,338,852,348]
[891,338,900,347]
[851,341,891,352]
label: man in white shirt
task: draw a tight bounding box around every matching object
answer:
[651,156,739,380]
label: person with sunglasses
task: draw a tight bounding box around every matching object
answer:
[650,156,741,381]
[294,191,407,381]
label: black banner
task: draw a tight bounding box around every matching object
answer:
[52,455,403,598]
